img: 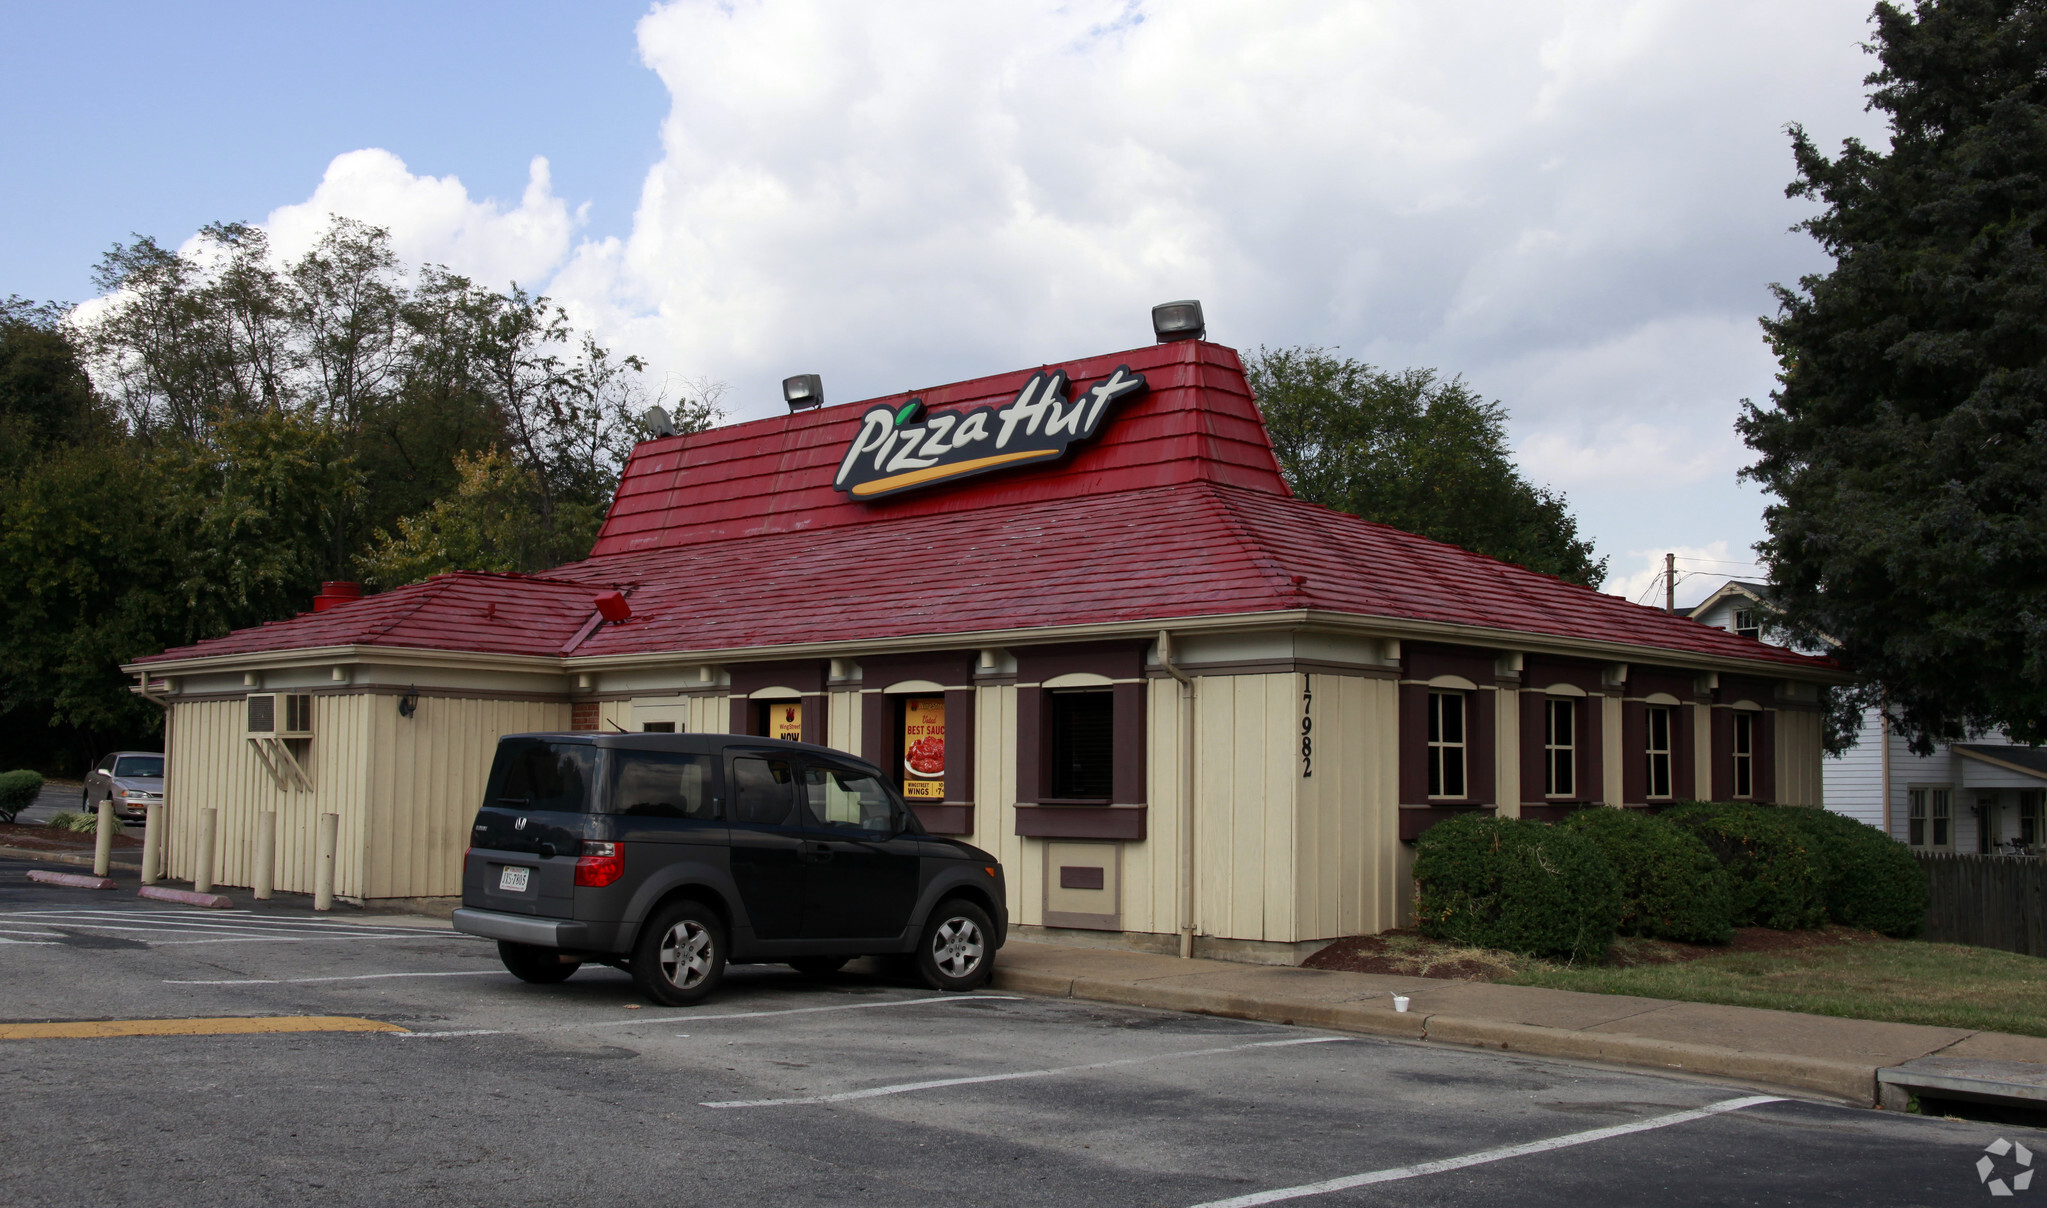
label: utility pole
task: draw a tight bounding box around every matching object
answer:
[1664,552,1676,614]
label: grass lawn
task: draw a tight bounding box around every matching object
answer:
[1511,937,2047,1038]
[1307,928,2047,1037]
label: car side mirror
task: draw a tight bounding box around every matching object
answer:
[97,769,111,777]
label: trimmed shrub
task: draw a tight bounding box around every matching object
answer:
[47,809,102,834]
[1775,806,1928,937]
[1412,814,1621,963]
[1562,807,1734,944]
[1662,802,1826,930]
[0,770,42,823]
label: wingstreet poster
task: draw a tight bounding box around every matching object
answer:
[901,697,945,799]
[770,702,802,742]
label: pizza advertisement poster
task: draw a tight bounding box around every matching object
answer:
[770,702,803,742]
[902,696,945,799]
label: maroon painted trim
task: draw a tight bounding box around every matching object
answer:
[1711,707,1733,800]
[1014,804,1146,840]
[1621,700,1647,804]
[860,690,887,769]
[1398,682,1428,805]
[1398,804,1495,842]
[943,687,975,805]
[1111,680,1146,805]
[728,660,828,698]
[911,803,973,835]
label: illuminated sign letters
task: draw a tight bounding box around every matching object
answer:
[832,365,1147,500]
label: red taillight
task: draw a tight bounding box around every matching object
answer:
[573,840,624,887]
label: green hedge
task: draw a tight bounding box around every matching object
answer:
[1412,814,1620,963]
[1775,806,1928,937]
[1562,807,1734,944]
[0,770,42,823]
[1662,802,1826,930]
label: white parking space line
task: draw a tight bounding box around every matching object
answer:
[1185,1094,1787,1208]
[167,970,505,985]
[395,994,1026,1039]
[0,938,61,946]
[0,908,464,946]
[702,1035,1354,1108]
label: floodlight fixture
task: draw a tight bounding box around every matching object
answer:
[1151,299,1206,343]
[783,374,825,411]
[641,405,676,438]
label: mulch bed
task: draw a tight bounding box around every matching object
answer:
[0,822,143,851]
[1302,925,1886,981]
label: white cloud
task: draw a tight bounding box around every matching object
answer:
[182,0,1890,579]
[260,149,579,291]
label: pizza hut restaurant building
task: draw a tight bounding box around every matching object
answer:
[129,314,1841,961]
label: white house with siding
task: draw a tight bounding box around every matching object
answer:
[1690,580,2044,855]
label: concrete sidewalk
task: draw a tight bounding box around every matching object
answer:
[990,940,2047,1107]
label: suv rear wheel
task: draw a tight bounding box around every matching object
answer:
[915,899,993,991]
[498,940,581,984]
[632,900,726,1006]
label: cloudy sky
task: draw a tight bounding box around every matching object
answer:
[3,1,1889,606]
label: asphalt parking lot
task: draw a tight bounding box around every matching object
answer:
[0,855,2036,1207]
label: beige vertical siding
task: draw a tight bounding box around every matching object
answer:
[1601,694,1624,806]
[827,689,861,755]
[164,693,564,901]
[360,695,568,899]
[966,684,1030,924]
[1123,677,1184,936]
[1194,673,1300,943]
[1774,708,1823,807]
[1292,673,1400,943]
[1494,687,1521,818]
[1692,704,1714,800]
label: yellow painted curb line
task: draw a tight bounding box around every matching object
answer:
[0,1016,408,1039]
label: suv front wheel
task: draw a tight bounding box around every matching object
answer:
[915,899,993,991]
[632,900,726,1006]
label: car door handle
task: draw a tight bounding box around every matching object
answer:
[798,841,833,864]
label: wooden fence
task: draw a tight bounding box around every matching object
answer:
[1916,852,2047,958]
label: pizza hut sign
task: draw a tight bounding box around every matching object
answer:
[833,365,1147,500]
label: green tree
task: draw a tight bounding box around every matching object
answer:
[1740,0,2047,751]
[0,297,116,465]
[1248,346,1607,587]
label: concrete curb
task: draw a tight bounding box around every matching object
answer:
[26,870,118,891]
[0,845,142,873]
[991,965,1873,1103]
[139,886,233,909]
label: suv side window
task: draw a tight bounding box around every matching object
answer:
[611,751,717,819]
[800,764,899,834]
[730,756,797,826]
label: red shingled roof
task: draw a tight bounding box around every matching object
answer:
[138,340,1832,674]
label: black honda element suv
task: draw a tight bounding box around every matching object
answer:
[453,732,1007,1005]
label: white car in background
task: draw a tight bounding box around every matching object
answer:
[83,751,164,823]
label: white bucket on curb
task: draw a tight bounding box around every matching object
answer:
[1393,995,1410,1013]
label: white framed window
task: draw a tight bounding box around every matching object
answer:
[1645,706,1673,800]
[1732,711,1755,799]
[1908,787,1951,849]
[1732,607,1760,639]
[1544,698,1575,798]
[1426,691,1466,799]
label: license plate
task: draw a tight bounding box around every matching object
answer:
[497,866,531,892]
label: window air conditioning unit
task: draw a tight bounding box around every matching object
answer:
[247,693,313,738]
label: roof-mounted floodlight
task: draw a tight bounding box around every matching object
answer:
[1151,299,1205,343]
[640,405,675,438]
[783,374,825,411]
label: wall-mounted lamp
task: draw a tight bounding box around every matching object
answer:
[398,686,418,719]
[1151,299,1205,343]
[783,374,825,411]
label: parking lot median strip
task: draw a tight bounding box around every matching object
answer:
[1182,1094,1785,1208]
[0,1016,409,1040]
[701,1035,1353,1108]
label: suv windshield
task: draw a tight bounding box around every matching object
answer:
[487,740,602,813]
[113,755,164,778]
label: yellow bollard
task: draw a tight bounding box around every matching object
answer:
[92,799,115,878]
[314,812,338,911]
[193,806,217,893]
[253,811,276,900]
[140,803,162,885]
